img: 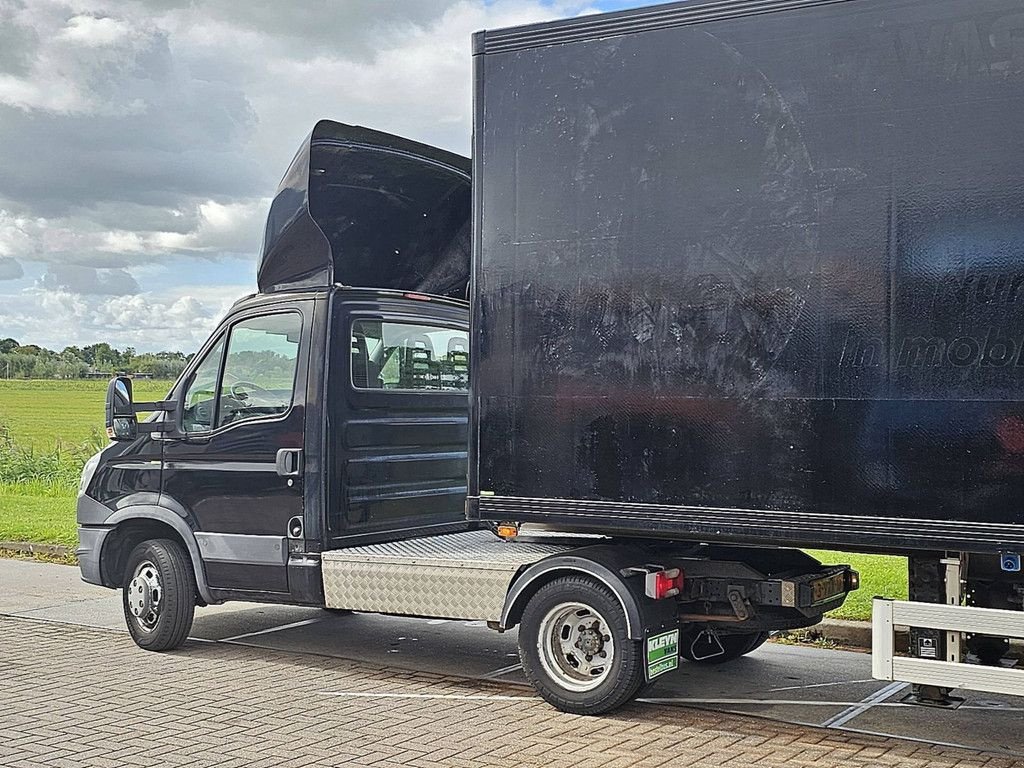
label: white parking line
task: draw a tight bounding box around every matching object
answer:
[820,681,908,729]
[639,697,913,708]
[316,691,533,702]
[768,679,876,692]
[219,617,320,642]
[480,663,523,680]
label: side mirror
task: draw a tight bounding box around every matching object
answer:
[105,376,138,441]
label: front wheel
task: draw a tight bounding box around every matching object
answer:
[519,576,645,715]
[122,538,196,651]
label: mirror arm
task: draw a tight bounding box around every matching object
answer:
[138,422,175,434]
[133,400,177,413]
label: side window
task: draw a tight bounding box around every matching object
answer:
[351,319,468,392]
[182,337,226,432]
[217,313,302,428]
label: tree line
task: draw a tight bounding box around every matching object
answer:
[0,338,192,380]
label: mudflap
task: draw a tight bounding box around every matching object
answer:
[645,628,681,681]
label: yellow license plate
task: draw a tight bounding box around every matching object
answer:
[811,572,847,604]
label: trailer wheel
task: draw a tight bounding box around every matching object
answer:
[679,629,769,664]
[122,539,196,651]
[519,576,644,715]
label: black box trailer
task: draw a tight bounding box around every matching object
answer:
[469,0,1024,557]
[79,0,1024,716]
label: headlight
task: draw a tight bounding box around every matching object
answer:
[79,451,102,497]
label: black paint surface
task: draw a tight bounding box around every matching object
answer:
[258,121,471,299]
[472,0,1024,552]
[326,291,470,545]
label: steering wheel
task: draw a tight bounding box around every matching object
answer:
[230,381,271,400]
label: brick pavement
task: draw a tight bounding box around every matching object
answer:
[0,616,1019,768]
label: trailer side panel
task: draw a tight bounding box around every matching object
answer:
[471,0,1024,552]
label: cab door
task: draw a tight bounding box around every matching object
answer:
[327,296,470,545]
[162,302,310,595]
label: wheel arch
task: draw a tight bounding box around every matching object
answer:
[501,555,645,640]
[101,506,216,605]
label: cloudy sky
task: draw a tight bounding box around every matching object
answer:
[0,0,644,353]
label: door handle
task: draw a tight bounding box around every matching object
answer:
[276,448,303,477]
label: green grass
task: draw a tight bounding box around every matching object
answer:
[0,379,172,450]
[0,484,77,548]
[809,549,908,621]
[0,379,172,552]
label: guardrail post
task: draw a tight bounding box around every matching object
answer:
[941,555,963,664]
[871,598,894,682]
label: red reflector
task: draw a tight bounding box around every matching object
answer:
[646,568,684,599]
[403,292,432,301]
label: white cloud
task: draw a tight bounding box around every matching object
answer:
[0,6,159,115]
[59,14,133,47]
[0,209,43,258]
[0,0,605,350]
[147,199,269,253]
[0,283,242,351]
[0,197,267,268]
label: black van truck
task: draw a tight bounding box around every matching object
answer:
[79,0,1024,715]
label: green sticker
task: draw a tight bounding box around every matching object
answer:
[646,629,679,680]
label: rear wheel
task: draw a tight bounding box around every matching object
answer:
[122,539,196,651]
[519,576,645,715]
[679,629,769,664]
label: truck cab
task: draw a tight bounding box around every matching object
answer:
[78,121,474,608]
[79,284,470,606]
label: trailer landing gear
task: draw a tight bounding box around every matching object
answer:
[900,685,964,709]
[905,554,964,707]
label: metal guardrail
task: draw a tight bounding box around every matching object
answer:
[872,598,1024,698]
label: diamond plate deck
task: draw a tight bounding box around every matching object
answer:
[320,530,579,621]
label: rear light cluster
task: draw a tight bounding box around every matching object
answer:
[645,568,684,600]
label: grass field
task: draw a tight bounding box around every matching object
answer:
[0,379,173,550]
[0,484,77,548]
[0,379,172,449]
[0,378,907,619]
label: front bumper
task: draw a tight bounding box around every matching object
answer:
[76,525,113,586]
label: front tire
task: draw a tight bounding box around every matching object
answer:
[519,576,645,715]
[122,539,196,651]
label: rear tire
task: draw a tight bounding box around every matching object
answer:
[122,538,196,651]
[680,629,769,664]
[519,576,645,715]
